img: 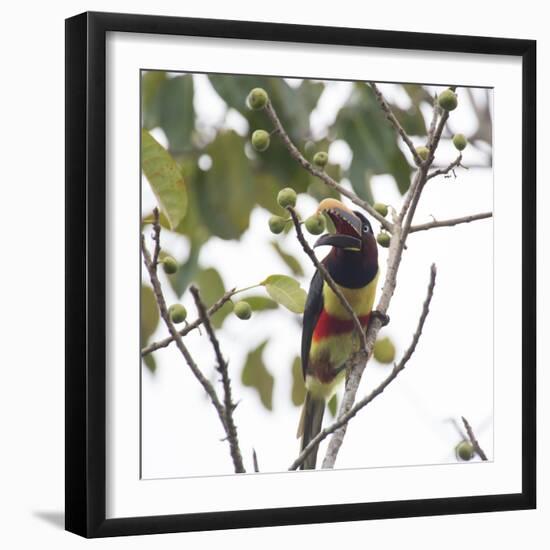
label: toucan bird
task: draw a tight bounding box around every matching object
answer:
[297,198,380,470]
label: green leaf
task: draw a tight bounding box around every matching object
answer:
[242,296,278,311]
[261,274,307,313]
[194,267,233,329]
[334,83,413,198]
[271,241,304,277]
[392,104,427,137]
[208,75,316,193]
[327,394,338,418]
[140,285,159,344]
[141,70,167,130]
[141,129,188,229]
[241,341,274,410]
[172,163,210,242]
[157,75,195,154]
[291,356,306,406]
[254,173,288,216]
[307,178,341,202]
[195,131,254,240]
[402,84,434,107]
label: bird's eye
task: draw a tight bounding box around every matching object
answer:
[363,224,370,233]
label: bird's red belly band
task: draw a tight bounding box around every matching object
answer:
[312,310,371,341]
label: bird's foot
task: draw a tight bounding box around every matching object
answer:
[371,310,390,327]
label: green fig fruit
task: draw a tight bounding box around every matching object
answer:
[373,337,396,364]
[373,203,388,217]
[234,301,252,320]
[168,304,187,324]
[304,214,326,235]
[416,146,430,161]
[438,89,458,111]
[313,151,329,168]
[277,187,297,209]
[246,87,268,110]
[162,256,178,275]
[268,215,287,234]
[377,232,391,248]
[251,129,270,152]
[456,440,475,461]
[452,133,468,151]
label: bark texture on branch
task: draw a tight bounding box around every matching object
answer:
[291,264,437,470]
[462,416,488,461]
[263,83,491,470]
[141,209,245,473]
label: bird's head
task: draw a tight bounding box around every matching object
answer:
[313,198,376,254]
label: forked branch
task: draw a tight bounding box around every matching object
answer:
[290,264,437,470]
[141,209,245,473]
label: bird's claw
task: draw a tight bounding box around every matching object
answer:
[372,310,390,327]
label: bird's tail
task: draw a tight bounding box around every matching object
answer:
[297,391,325,470]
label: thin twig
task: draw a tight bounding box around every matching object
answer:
[369,82,424,166]
[409,212,492,233]
[426,94,441,150]
[461,416,488,461]
[141,289,236,356]
[263,100,393,232]
[189,285,245,473]
[287,206,367,350]
[427,154,463,180]
[290,264,437,470]
[399,96,442,222]
[400,89,456,238]
[252,449,260,473]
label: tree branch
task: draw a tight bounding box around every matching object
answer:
[400,89,456,237]
[369,82,424,166]
[409,212,492,233]
[141,289,235,356]
[427,153,463,180]
[252,449,260,473]
[189,285,245,473]
[290,263,437,470]
[321,220,406,466]
[461,416,488,461]
[141,209,244,473]
[399,96,442,222]
[287,205,367,350]
[263,100,393,232]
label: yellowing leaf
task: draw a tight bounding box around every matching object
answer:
[261,274,307,314]
[141,128,187,229]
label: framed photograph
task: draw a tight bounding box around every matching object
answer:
[65,11,536,538]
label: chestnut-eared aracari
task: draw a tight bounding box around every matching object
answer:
[297,198,379,469]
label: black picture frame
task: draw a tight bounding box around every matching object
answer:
[65,11,536,538]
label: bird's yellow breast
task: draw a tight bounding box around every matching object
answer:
[306,270,380,400]
[322,270,379,319]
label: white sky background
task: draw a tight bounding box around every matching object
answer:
[141,77,493,478]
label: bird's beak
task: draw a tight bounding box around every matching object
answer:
[314,198,362,250]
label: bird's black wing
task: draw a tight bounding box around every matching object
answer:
[301,269,324,379]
